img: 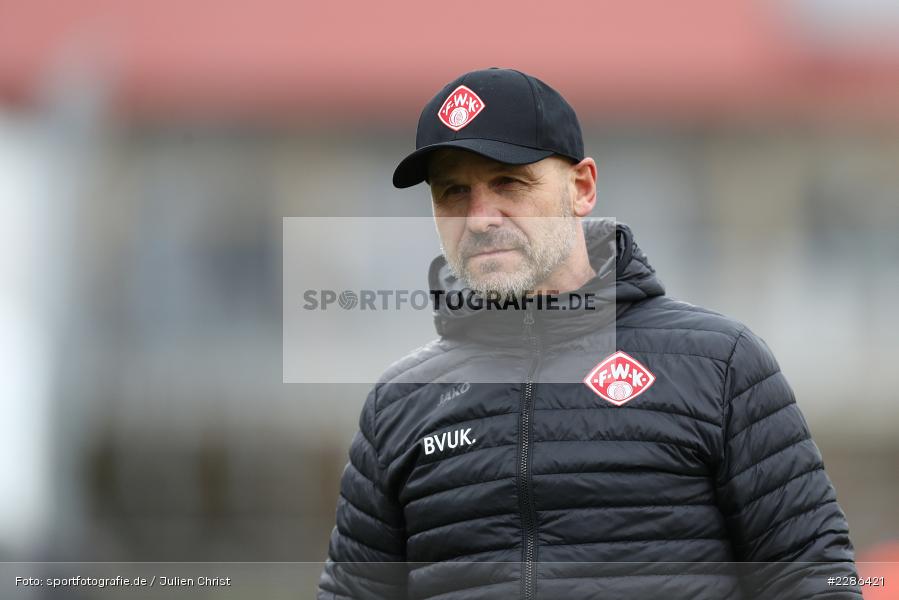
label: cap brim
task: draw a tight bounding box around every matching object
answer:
[392,139,555,189]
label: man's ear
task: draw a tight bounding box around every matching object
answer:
[570,157,597,217]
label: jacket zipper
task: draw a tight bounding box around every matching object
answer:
[519,308,541,600]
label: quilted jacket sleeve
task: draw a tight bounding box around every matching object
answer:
[317,386,408,600]
[714,327,862,599]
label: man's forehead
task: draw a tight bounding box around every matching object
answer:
[427,149,538,181]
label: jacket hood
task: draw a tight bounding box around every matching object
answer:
[427,218,665,343]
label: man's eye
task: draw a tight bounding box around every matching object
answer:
[496,176,522,187]
[442,185,467,198]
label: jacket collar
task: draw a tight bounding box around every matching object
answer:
[428,218,665,346]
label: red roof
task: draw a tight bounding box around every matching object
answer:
[1,0,898,121]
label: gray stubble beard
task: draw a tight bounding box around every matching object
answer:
[444,197,579,300]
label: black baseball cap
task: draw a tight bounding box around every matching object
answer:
[392,68,585,188]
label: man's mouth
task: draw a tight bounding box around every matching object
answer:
[467,248,520,259]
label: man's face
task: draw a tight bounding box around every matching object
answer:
[428,149,579,298]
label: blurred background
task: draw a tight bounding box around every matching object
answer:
[1,0,898,590]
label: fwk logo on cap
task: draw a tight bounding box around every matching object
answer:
[437,85,485,131]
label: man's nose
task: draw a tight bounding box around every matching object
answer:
[465,186,503,232]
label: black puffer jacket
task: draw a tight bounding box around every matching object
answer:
[318,219,861,600]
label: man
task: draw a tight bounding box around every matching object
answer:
[317,68,861,599]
